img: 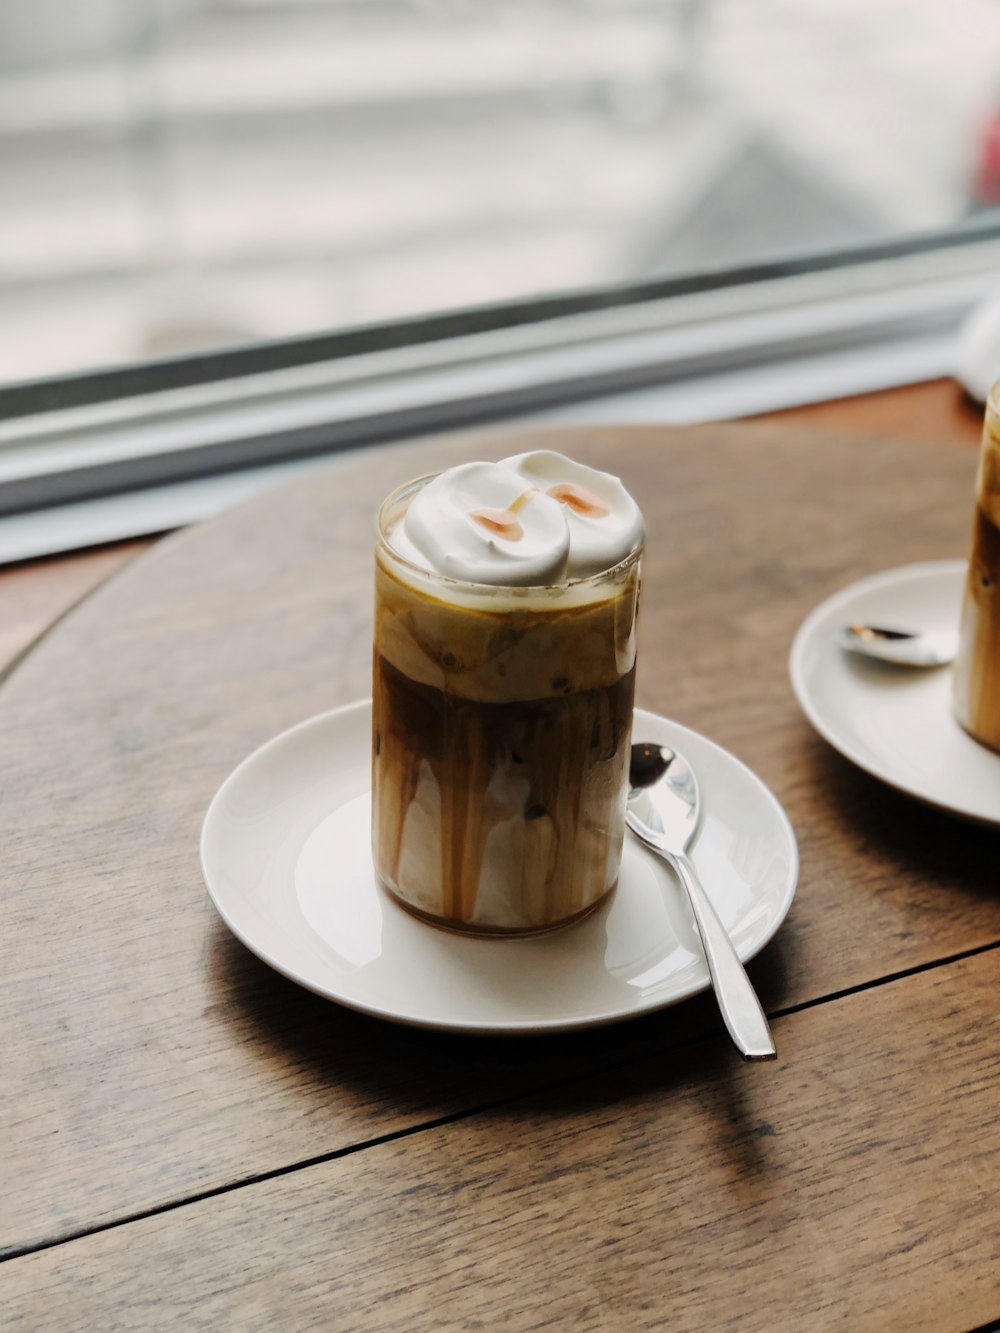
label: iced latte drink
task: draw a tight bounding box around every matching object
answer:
[372,453,642,934]
[954,382,1000,751]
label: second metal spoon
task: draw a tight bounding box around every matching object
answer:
[838,622,957,667]
[626,742,776,1062]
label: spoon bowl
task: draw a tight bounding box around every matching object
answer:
[838,623,957,668]
[627,742,776,1061]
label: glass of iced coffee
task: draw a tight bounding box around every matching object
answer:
[371,452,642,935]
[954,381,1000,752]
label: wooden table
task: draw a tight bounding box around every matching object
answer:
[2,392,999,1330]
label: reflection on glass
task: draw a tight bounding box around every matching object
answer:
[2,0,1000,382]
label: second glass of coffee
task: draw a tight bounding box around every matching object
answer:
[954,378,1000,752]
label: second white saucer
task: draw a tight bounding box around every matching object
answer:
[790,560,1000,825]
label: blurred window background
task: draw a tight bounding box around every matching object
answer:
[3,0,1000,387]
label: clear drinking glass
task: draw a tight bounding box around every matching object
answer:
[953,379,1000,752]
[372,474,642,935]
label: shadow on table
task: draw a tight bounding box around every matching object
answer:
[207,920,791,1123]
[805,739,999,904]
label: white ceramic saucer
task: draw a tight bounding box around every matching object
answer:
[201,701,798,1034]
[790,560,1000,825]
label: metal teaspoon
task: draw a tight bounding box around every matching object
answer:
[838,623,957,667]
[626,742,777,1061]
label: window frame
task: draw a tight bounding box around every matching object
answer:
[0,219,997,560]
[5,219,1000,421]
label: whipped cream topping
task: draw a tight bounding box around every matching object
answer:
[390,461,570,586]
[386,451,643,586]
[500,450,644,578]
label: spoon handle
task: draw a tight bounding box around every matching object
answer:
[671,851,777,1061]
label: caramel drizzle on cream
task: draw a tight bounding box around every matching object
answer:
[469,507,526,540]
[546,482,610,517]
[470,482,610,542]
[469,486,538,541]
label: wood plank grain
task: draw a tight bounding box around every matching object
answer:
[754,376,984,448]
[2,423,997,1256]
[5,950,1000,1332]
[0,541,149,678]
